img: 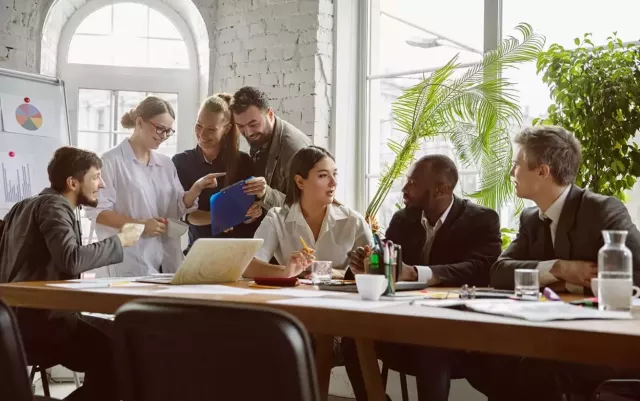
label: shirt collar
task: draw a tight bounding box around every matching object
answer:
[196,146,214,164]
[421,197,454,229]
[285,202,348,225]
[539,185,571,223]
[120,138,163,166]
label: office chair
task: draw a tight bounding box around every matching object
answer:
[0,299,58,401]
[114,299,320,401]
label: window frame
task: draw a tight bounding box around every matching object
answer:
[58,0,200,155]
[358,0,503,219]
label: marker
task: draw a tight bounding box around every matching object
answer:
[543,287,561,301]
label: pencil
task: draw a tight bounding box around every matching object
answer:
[300,237,312,253]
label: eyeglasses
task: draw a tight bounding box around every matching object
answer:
[146,120,176,138]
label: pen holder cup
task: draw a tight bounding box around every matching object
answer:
[384,263,396,294]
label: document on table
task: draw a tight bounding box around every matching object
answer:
[245,288,333,297]
[47,282,156,289]
[413,299,632,321]
[155,285,253,295]
[269,297,402,310]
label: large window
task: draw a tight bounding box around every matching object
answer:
[366,0,484,227]
[58,1,199,244]
[68,3,189,69]
[365,0,640,228]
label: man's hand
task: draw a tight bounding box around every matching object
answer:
[551,260,597,287]
[117,223,144,247]
[143,217,167,237]
[348,245,371,274]
[284,251,312,277]
[243,177,267,199]
[243,202,263,224]
[194,172,226,192]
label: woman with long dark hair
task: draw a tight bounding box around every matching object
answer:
[244,145,373,278]
[172,93,262,252]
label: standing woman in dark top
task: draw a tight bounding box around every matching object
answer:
[172,93,262,252]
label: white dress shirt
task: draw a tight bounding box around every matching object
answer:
[254,202,374,269]
[85,139,197,277]
[415,198,455,283]
[536,185,582,293]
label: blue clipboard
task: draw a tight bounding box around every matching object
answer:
[209,177,256,236]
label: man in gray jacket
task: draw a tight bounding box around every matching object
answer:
[231,86,312,210]
[0,146,141,401]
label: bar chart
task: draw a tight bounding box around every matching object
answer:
[2,160,32,203]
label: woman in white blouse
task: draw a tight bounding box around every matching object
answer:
[244,146,374,278]
[85,96,219,276]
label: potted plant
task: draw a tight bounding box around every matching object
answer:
[536,33,640,201]
[365,23,546,231]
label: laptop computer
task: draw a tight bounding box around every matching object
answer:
[136,238,263,285]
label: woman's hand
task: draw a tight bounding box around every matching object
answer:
[143,217,167,237]
[243,202,263,224]
[193,172,226,192]
[284,251,313,277]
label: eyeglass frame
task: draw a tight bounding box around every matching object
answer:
[145,119,176,138]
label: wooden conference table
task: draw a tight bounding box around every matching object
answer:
[1,280,640,401]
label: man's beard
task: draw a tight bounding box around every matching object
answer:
[77,191,98,208]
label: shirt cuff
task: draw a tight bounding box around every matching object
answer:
[415,265,433,284]
[537,260,559,286]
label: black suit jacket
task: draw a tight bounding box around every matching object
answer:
[386,197,502,286]
[491,185,640,289]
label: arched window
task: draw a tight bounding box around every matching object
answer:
[57,1,200,244]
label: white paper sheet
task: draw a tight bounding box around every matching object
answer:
[155,285,253,295]
[414,299,632,321]
[269,297,400,310]
[47,282,156,289]
[245,288,333,298]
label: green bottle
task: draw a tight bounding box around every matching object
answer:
[369,253,381,274]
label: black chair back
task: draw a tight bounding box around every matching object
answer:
[0,299,36,401]
[114,299,319,401]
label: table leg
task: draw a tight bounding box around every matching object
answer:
[315,334,334,401]
[356,338,386,401]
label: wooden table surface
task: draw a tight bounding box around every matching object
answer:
[2,280,639,401]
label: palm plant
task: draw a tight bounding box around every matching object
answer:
[365,23,546,230]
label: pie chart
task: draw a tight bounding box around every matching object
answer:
[15,103,43,131]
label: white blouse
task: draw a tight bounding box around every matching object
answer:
[254,202,374,270]
[85,139,196,277]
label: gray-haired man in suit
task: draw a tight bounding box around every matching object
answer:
[486,126,640,400]
[230,86,312,210]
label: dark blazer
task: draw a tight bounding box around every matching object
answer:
[386,197,502,286]
[491,185,640,289]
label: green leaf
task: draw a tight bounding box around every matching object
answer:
[574,38,580,46]
[365,23,546,221]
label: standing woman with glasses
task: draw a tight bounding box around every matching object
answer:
[85,96,220,277]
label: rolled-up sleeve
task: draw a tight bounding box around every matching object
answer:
[85,158,116,221]
[353,212,374,250]
[253,211,279,263]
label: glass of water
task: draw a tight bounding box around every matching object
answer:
[514,269,539,299]
[311,261,333,284]
[598,230,633,312]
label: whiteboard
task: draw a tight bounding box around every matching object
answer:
[0,67,71,219]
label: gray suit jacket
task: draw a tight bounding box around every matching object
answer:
[261,117,312,209]
[491,185,640,289]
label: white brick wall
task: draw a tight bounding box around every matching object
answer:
[0,0,334,143]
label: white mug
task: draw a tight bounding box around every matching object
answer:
[355,274,388,301]
[166,218,189,238]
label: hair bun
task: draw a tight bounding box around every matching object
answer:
[120,109,136,129]
[216,93,232,104]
